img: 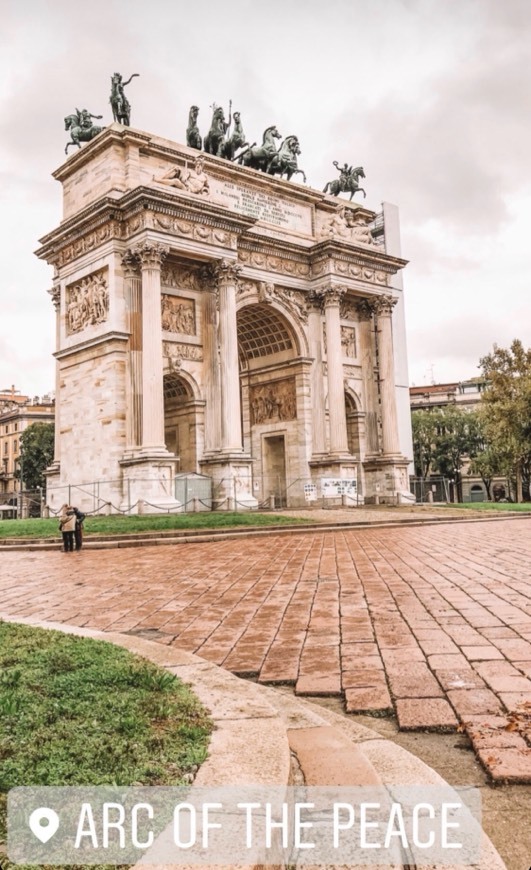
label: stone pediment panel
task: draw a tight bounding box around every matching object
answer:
[310,253,389,286]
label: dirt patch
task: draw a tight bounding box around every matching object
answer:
[312,697,531,870]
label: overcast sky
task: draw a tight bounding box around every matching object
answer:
[1,0,530,397]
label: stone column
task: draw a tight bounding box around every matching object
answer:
[213,259,243,453]
[308,294,326,454]
[321,286,349,455]
[201,266,222,453]
[47,284,61,466]
[375,295,401,455]
[131,241,169,452]
[122,251,142,448]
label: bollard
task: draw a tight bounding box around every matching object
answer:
[427,490,434,503]
[193,497,200,513]
[105,501,112,516]
[269,493,276,510]
[137,499,145,515]
[374,494,380,506]
[43,505,50,518]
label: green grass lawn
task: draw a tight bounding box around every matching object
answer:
[0,511,310,539]
[0,622,212,869]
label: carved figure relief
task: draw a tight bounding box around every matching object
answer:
[153,156,210,196]
[236,278,308,323]
[250,378,297,425]
[318,207,374,245]
[341,326,357,358]
[163,341,203,371]
[161,295,196,335]
[238,248,310,278]
[66,269,109,334]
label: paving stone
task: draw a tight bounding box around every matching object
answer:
[461,645,504,661]
[344,686,393,714]
[476,748,531,784]
[395,698,458,730]
[287,726,381,786]
[434,668,486,691]
[295,674,341,696]
[447,688,503,716]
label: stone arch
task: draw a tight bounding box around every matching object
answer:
[236,302,307,506]
[345,388,365,458]
[236,298,309,364]
[163,372,203,471]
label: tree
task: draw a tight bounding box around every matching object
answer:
[479,339,531,502]
[15,422,55,490]
[431,407,483,502]
[411,409,443,478]
[411,407,483,502]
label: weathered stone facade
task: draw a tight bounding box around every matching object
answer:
[37,123,413,512]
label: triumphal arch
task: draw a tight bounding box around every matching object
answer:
[38,123,412,512]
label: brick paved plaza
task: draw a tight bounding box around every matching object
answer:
[2,517,531,781]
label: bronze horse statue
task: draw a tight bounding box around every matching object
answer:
[323,163,366,200]
[267,135,306,183]
[204,104,230,156]
[186,105,202,150]
[109,72,139,126]
[237,125,282,172]
[64,112,104,155]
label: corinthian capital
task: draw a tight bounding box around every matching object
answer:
[212,258,242,287]
[131,241,170,268]
[121,250,140,277]
[373,294,398,316]
[355,298,377,321]
[47,285,61,311]
[319,285,347,308]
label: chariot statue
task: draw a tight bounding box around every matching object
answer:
[204,103,231,156]
[323,161,366,200]
[266,135,306,183]
[64,109,104,154]
[109,72,139,126]
[237,125,282,172]
[221,111,248,161]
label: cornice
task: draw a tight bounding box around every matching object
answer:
[54,331,129,360]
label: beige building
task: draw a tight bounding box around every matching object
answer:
[37,124,413,513]
[0,389,55,497]
[409,378,500,502]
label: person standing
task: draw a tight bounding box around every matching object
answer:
[73,507,86,551]
[59,504,76,553]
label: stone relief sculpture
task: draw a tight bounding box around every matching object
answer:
[109,72,139,126]
[250,378,297,425]
[323,162,366,200]
[153,156,210,195]
[66,270,109,334]
[319,207,374,245]
[161,295,196,335]
[341,326,357,358]
[186,106,202,150]
[163,341,203,369]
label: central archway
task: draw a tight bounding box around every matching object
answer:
[236,302,306,506]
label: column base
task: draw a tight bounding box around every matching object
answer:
[362,454,411,504]
[199,453,258,510]
[119,453,182,514]
[44,462,61,514]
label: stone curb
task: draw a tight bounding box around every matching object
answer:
[0,614,507,869]
[1,511,529,551]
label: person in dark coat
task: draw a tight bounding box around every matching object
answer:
[73,507,86,551]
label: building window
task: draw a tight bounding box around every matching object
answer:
[14,423,18,432]
[14,440,17,453]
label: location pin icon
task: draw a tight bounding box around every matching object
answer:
[29,807,60,844]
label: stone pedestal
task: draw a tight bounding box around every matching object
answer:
[119,456,182,513]
[363,455,410,504]
[200,454,257,510]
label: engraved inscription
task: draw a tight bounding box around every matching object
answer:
[211,178,312,234]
